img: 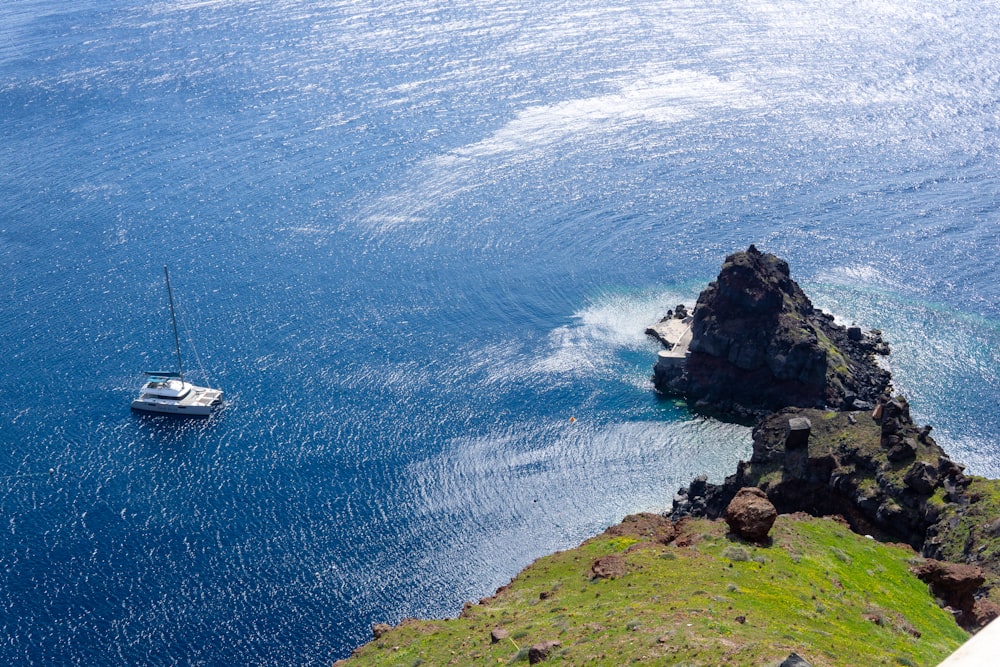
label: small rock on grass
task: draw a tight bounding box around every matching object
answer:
[528,640,561,664]
[779,652,813,667]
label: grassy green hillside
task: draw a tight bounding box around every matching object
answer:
[340,515,966,666]
[929,475,1000,600]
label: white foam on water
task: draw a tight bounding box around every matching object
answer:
[535,291,689,372]
[477,289,693,385]
[455,70,756,161]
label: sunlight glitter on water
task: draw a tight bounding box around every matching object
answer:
[3,0,1000,663]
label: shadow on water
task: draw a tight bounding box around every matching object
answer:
[652,391,758,428]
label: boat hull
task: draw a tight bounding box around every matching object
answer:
[131,384,223,417]
[130,399,218,416]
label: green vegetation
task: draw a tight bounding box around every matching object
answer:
[763,409,940,492]
[813,325,851,382]
[931,476,1000,600]
[341,516,966,666]
[799,410,881,457]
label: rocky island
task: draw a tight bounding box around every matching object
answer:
[336,248,998,666]
[652,245,890,418]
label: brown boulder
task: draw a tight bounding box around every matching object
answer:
[528,640,561,664]
[725,487,777,541]
[972,598,1000,628]
[912,559,985,628]
[490,627,509,644]
[591,553,626,579]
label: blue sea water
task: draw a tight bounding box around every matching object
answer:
[2,0,999,663]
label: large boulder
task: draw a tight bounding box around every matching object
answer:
[725,487,778,541]
[904,460,940,495]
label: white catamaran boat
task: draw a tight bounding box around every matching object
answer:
[131,267,223,416]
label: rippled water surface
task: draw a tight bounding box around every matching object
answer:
[2,1,999,663]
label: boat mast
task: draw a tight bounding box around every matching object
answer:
[164,265,185,381]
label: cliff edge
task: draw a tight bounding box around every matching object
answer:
[659,247,1000,632]
[339,514,967,666]
[671,396,1000,631]
[333,248,996,664]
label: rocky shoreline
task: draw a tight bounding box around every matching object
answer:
[656,246,1000,632]
[670,402,1000,630]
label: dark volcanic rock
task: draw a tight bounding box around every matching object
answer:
[670,401,968,541]
[886,440,917,462]
[786,417,812,449]
[905,460,940,496]
[674,403,968,548]
[779,653,814,667]
[652,245,890,417]
[669,400,1000,630]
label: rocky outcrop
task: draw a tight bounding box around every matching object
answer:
[725,487,778,541]
[779,654,814,667]
[652,245,890,417]
[646,248,1000,634]
[671,398,965,544]
[913,560,984,626]
[669,397,1000,630]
